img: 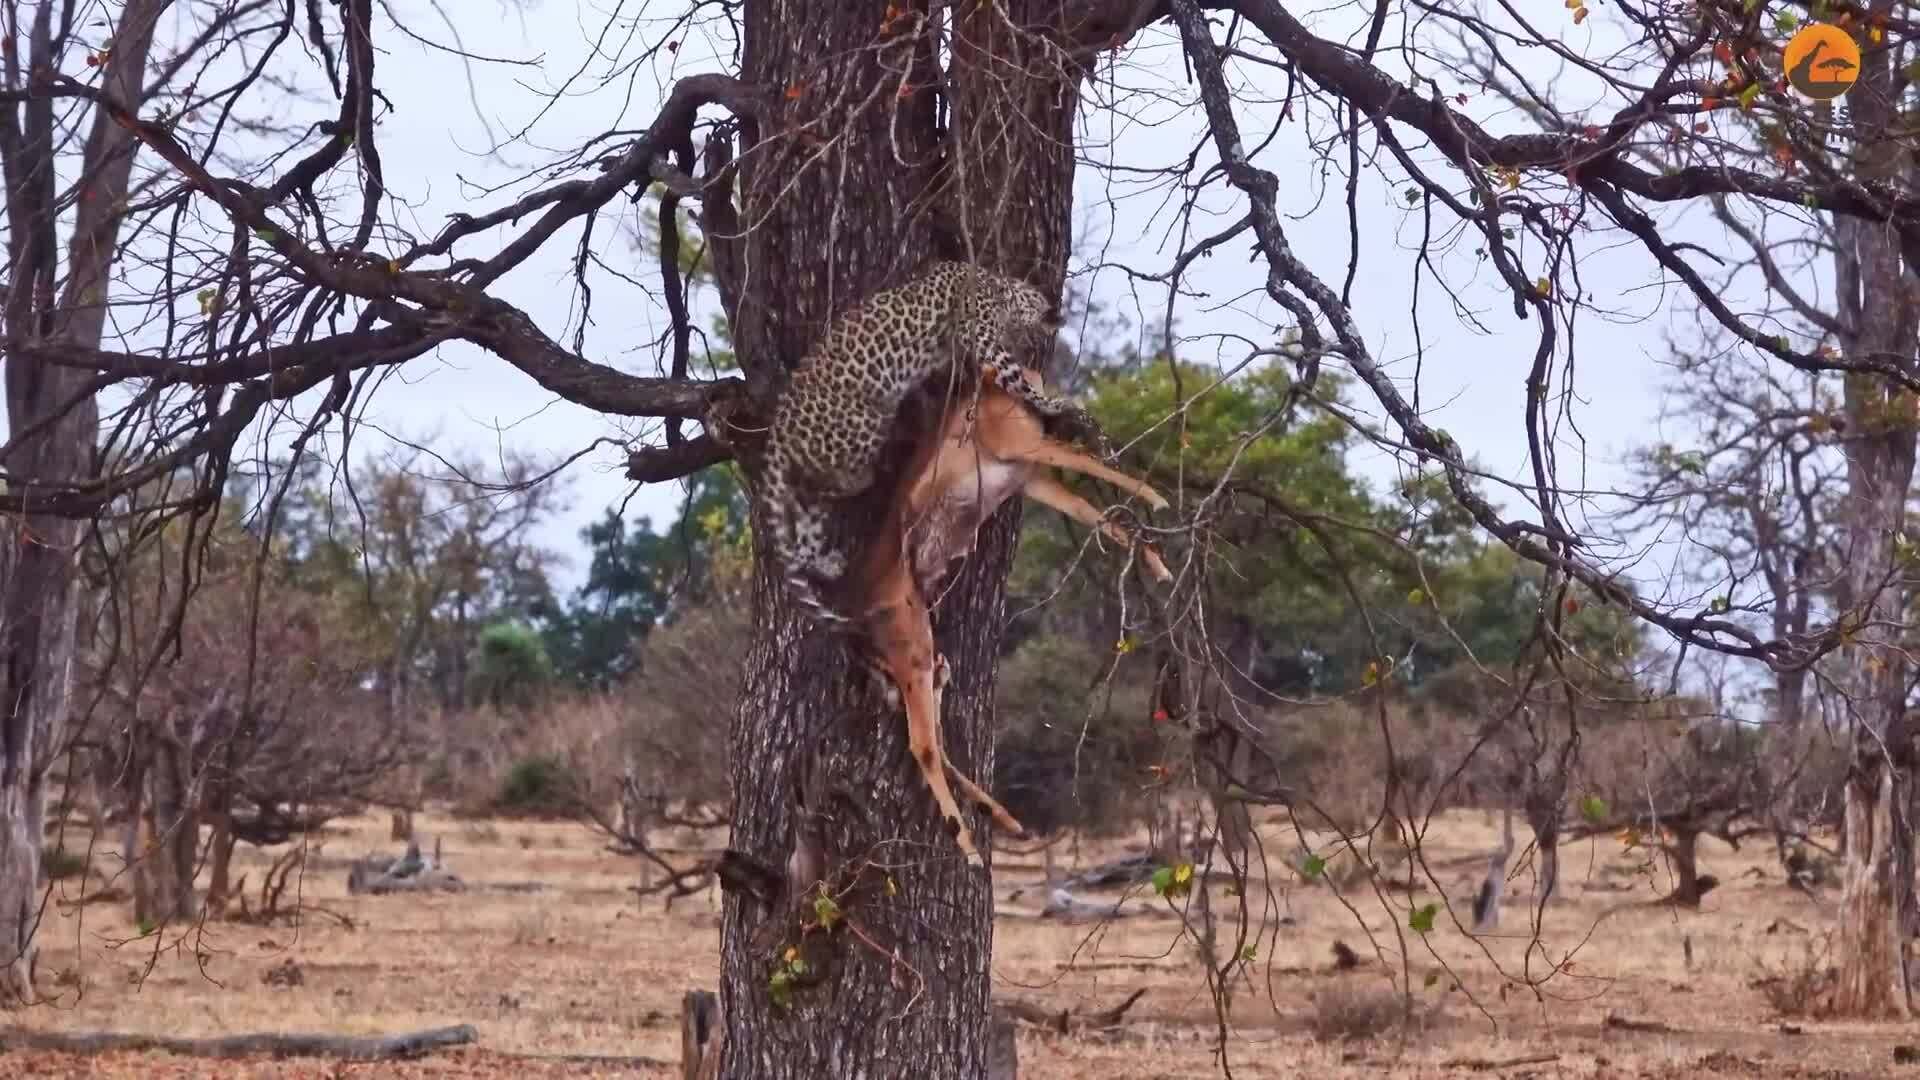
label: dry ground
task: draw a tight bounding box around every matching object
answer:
[0,808,1905,1078]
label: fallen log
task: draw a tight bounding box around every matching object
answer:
[997,988,1148,1035]
[347,868,466,895]
[1602,1013,1676,1034]
[1440,1052,1560,1071]
[0,1023,479,1060]
[1065,854,1156,890]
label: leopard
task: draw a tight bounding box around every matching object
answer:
[758,260,1093,624]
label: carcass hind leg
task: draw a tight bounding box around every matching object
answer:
[927,654,1026,837]
[943,761,1025,837]
[867,598,980,865]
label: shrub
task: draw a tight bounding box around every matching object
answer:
[495,754,578,817]
[992,634,1159,838]
[1307,985,1421,1042]
[469,622,555,710]
[41,845,88,881]
[1752,934,1835,1018]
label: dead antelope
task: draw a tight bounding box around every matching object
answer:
[827,366,1171,865]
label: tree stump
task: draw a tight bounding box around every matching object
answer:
[681,989,720,1080]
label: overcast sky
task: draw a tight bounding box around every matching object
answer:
[25,3,1785,620]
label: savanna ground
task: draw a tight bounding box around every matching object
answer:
[0,808,1902,1078]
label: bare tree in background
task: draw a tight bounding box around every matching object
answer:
[75,513,408,924]
[1457,0,1920,1015]
[0,0,169,1002]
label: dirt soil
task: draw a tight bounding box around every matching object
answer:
[0,809,1906,1078]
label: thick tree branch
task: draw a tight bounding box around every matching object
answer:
[19,71,750,425]
[626,435,733,484]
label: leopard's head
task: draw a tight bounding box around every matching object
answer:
[999,278,1059,355]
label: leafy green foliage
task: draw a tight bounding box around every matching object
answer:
[1012,357,1644,699]
[495,754,576,816]
[273,451,563,711]
[812,886,842,930]
[468,621,554,709]
[768,945,810,1010]
[1409,903,1439,934]
[543,466,750,687]
[1151,862,1195,900]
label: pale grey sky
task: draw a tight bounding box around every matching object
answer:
[27,2,1789,624]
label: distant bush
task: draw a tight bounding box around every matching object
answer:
[992,634,1161,839]
[495,754,578,817]
[469,622,555,710]
[41,845,88,881]
[1307,985,1422,1042]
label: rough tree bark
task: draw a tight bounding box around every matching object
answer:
[126,731,200,928]
[1830,0,1920,1016]
[0,0,164,1004]
[716,3,1121,1074]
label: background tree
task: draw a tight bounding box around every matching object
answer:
[0,0,170,1001]
[74,504,406,926]
[543,465,749,687]
[282,450,563,713]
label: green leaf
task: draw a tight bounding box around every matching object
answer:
[1424,970,1442,989]
[1579,794,1608,824]
[1739,83,1762,112]
[1710,595,1731,614]
[1150,866,1173,896]
[1406,588,1427,606]
[1403,186,1421,205]
[812,890,841,930]
[251,227,277,243]
[1774,335,1791,352]
[1775,11,1799,32]
[1500,227,1515,240]
[1409,903,1439,934]
[1300,853,1327,881]
[1240,944,1258,963]
[768,969,793,1009]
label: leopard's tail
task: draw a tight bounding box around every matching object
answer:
[760,475,852,627]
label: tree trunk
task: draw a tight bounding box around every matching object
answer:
[716,4,1093,1075]
[1829,4,1920,1013]
[0,1,164,1004]
[1665,827,1703,905]
[129,733,198,928]
[203,763,237,920]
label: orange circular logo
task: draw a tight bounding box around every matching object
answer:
[1783,23,1860,100]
